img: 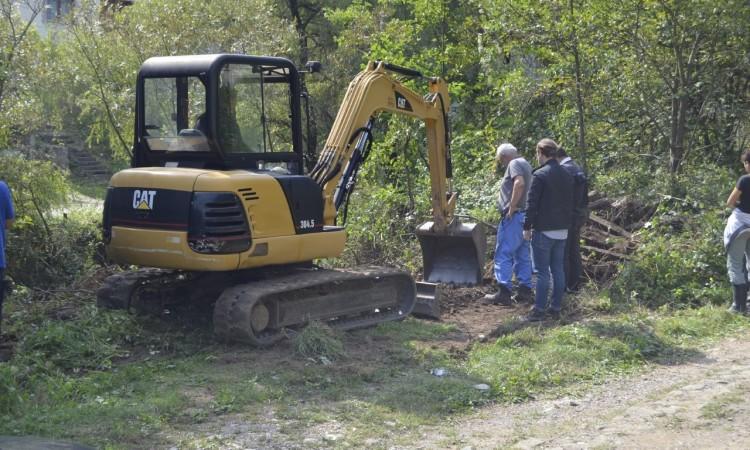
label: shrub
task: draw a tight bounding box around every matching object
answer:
[609,163,733,310]
[0,155,100,288]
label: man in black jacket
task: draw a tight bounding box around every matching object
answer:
[557,148,589,292]
[523,139,574,321]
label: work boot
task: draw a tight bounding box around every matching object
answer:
[728,284,748,314]
[513,285,534,304]
[546,309,562,321]
[482,285,512,305]
[524,307,546,322]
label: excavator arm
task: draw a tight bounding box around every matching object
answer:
[310,61,456,231]
[311,61,485,285]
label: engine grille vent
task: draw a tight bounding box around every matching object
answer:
[199,197,247,237]
[238,187,260,202]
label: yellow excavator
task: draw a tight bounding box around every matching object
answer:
[97,54,484,346]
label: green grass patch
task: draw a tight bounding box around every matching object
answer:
[2,290,749,449]
[467,306,750,402]
[70,178,108,200]
[291,321,345,362]
[700,386,747,420]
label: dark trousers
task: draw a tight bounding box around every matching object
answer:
[564,222,584,290]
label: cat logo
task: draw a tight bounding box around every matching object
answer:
[395,92,413,111]
[132,189,157,210]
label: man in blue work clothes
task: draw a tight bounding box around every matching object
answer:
[0,179,14,337]
[483,143,533,305]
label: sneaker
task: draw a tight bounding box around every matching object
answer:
[546,309,561,321]
[524,307,546,322]
[513,285,533,303]
[482,285,513,305]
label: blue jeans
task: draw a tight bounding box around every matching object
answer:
[531,232,566,312]
[494,212,532,291]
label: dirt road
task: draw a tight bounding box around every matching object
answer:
[420,332,750,449]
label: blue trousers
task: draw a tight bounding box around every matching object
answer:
[532,232,566,312]
[0,268,4,332]
[494,212,532,291]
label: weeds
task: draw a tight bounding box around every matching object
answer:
[467,306,750,402]
[291,321,345,362]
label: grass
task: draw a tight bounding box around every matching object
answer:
[70,178,108,201]
[467,307,749,402]
[700,386,747,420]
[1,286,749,448]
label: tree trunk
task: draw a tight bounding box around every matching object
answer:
[287,0,319,172]
[569,0,587,171]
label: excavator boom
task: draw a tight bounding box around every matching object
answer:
[310,61,485,285]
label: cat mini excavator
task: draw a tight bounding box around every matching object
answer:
[98,54,485,346]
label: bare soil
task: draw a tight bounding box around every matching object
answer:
[439,285,534,343]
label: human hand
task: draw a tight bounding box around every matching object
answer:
[523,229,532,241]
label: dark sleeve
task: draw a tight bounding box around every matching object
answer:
[737,175,750,192]
[524,174,542,230]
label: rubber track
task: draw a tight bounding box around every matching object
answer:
[96,268,172,311]
[213,267,416,347]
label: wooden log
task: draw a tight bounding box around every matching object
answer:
[581,245,631,260]
[588,213,634,240]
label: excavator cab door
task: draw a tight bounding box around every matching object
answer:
[416,220,486,286]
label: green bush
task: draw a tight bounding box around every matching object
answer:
[7,208,100,288]
[0,155,101,288]
[609,163,733,310]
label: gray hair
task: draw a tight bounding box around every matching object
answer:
[496,143,518,160]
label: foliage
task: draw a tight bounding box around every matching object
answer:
[0,155,99,288]
[609,163,734,309]
[291,320,345,361]
[13,305,136,375]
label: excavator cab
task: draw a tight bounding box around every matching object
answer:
[132,54,305,172]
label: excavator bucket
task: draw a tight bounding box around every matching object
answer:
[416,220,486,286]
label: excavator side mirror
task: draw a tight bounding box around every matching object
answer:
[304,61,322,73]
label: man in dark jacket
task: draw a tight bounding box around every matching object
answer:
[523,139,574,321]
[557,147,589,292]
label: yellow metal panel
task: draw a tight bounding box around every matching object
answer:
[110,167,207,191]
[194,171,296,238]
[238,229,347,269]
[107,226,239,271]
